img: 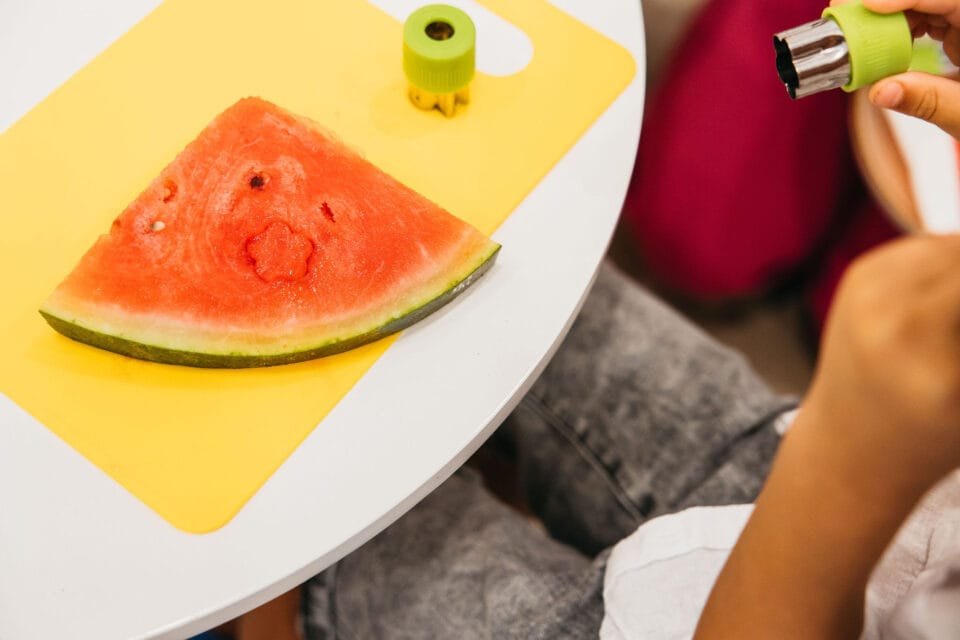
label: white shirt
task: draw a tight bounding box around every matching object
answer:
[599,504,751,640]
[600,471,960,640]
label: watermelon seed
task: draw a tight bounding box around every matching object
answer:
[150,221,166,232]
[162,179,177,203]
[321,202,335,222]
[249,173,269,189]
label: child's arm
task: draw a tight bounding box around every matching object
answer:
[857,0,960,136]
[695,234,960,638]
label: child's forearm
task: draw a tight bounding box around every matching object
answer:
[693,234,960,637]
[693,409,926,639]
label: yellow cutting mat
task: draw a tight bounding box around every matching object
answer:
[0,0,635,532]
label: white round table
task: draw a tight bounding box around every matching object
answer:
[0,1,645,637]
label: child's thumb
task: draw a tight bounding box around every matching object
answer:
[869,71,960,140]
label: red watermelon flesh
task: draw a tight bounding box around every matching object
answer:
[40,97,500,367]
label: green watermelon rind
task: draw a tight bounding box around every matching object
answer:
[40,244,499,368]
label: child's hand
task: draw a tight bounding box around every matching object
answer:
[804,233,960,498]
[863,0,960,44]
[697,235,960,640]
[836,0,960,137]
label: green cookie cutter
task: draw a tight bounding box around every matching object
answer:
[403,4,476,95]
[821,1,912,92]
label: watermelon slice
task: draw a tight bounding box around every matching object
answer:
[40,97,500,368]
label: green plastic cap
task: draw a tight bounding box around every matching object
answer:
[403,4,476,94]
[822,1,912,92]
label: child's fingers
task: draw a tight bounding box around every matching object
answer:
[930,237,960,317]
[864,0,960,16]
[830,0,960,30]
[905,234,960,324]
[945,27,960,64]
[904,10,931,35]
[863,0,960,29]
[868,71,960,139]
[913,23,928,37]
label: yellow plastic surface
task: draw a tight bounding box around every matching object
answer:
[0,0,635,533]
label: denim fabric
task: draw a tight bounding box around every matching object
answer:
[304,262,797,639]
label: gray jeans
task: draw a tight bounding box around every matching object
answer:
[304,262,796,639]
